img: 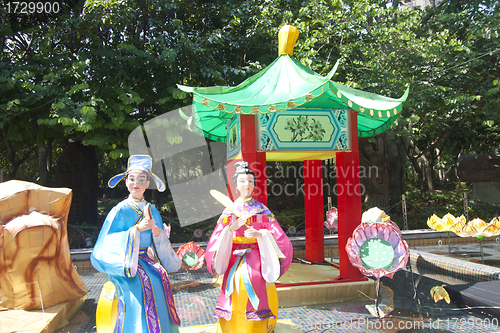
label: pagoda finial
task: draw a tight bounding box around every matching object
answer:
[278,25,299,56]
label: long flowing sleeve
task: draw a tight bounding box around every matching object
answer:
[206,212,233,275]
[91,203,140,278]
[257,215,293,282]
[150,206,181,272]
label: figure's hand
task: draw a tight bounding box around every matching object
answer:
[151,225,161,236]
[163,223,171,238]
[244,226,262,239]
[230,216,248,232]
[147,247,156,260]
[137,217,156,232]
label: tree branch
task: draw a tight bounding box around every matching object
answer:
[416,112,469,159]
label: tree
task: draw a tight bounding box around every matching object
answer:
[1,0,499,202]
[2,0,272,181]
[280,0,500,198]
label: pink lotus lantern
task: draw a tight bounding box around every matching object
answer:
[346,208,409,318]
[346,221,409,279]
[176,242,205,270]
[324,207,338,232]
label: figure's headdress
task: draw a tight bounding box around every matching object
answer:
[235,161,249,171]
[232,161,255,187]
[108,155,165,192]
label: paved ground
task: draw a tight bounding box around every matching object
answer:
[56,247,500,333]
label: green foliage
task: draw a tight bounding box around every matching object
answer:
[286,0,500,197]
[385,182,500,231]
[2,0,500,236]
[1,0,276,181]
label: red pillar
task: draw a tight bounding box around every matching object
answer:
[304,159,324,263]
[337,110,364,280]
[230,114,267,205]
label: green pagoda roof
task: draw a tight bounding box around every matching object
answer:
[178,27,408,142]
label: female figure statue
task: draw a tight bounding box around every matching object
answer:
[206,161,293,332]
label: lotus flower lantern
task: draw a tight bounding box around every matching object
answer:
[428,213,500,263]
[176,242,205,270]
[324,207,338,232]
[346,207,409,318]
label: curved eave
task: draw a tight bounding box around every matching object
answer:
[326,83,409,137]
[178,55,409,140]
[329,82,409,118]
[358,113,400,138]
[178,56,339,115]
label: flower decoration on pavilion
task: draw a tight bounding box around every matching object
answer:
[430,285,450,304]
[324,207,338,232]
[176,242,205,270]
[346,208,408,318]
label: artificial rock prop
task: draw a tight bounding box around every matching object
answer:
[0,180,88,310]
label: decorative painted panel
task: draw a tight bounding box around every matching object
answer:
[259,109,349,152]
[227,116,240,159]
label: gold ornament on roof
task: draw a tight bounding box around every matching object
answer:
[287,101,296,109]
[218,103,225,111]
[202,99,209,106]
[251,106,260,114]
[305,93,313,101]
[278,25,299,56]
[234,106,242,114]
[269,105,277,112]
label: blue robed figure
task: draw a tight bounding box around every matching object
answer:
[91,155,181,333]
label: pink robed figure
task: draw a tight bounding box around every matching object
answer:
[205,162,293,332]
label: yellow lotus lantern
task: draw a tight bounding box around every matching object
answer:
[454,217,500,238]
[427,213,441,230]
[449,215,467,236]
[427,213,466,253]
[451,217,500,264]
[430,285,450,304]
[429,212,500,263]
[427,213,465,232]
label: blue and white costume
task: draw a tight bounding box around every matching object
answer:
[91,155,181,333]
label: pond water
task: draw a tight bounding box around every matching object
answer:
[417,241,500,268]
[279,267,499,333]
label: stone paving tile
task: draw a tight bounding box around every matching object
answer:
[58,261,500,333]
[54,243,500,333]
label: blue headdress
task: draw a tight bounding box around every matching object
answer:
[108,155,165,192]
